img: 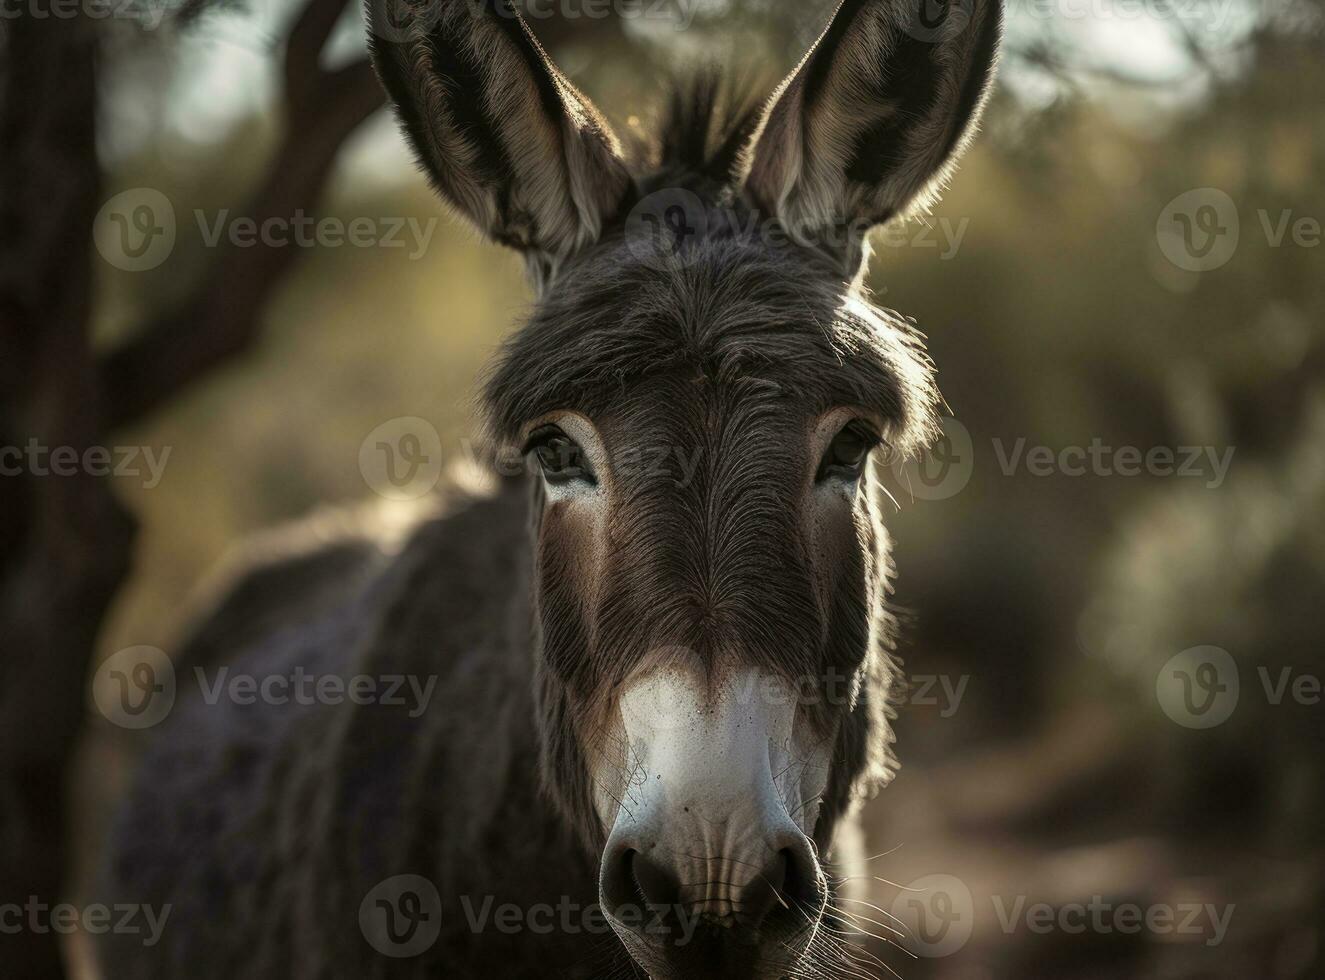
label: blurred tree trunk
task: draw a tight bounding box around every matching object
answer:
[0,1,383,974]
[0,15,134,979]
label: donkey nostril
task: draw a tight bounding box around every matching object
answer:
[629,849,682,911]
[603,848,682,921]
[735,851,789,930]
[748,843,826,938]
[782,845,824,910]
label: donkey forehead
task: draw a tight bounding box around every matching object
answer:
[483,239,940,452]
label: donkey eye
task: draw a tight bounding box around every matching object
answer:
[816,420,879,482]
[525,425,596,486]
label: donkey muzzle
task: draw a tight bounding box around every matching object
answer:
[597,664,829,977]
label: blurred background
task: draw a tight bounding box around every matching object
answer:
[1,0,1322,977]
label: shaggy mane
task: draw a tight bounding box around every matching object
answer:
[645,71,766,190]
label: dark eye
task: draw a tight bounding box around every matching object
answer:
[816,420,879,482]
[525,425,596,486]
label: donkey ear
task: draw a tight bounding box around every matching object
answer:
[367,0,632,274]
[742,0,1003,271]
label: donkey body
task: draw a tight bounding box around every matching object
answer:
[96,484,614,978]
[96,1,1001,977]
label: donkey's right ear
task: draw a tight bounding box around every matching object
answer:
[740,0,1003,275]
[367,0,632,277]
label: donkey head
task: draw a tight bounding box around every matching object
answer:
[369,1,1000,976]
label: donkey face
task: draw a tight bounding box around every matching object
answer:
[369,1,1001,976]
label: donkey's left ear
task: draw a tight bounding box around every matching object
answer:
[741,0,1003,274]
[367,0,633,278]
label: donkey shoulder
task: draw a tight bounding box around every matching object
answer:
[94,470,534,979]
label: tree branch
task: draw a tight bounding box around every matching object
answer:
[99,0,384,430]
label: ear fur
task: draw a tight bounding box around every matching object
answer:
[366,0,633,281]
[741,0,1003,274]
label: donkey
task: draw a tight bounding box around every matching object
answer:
[94,1,1001,977]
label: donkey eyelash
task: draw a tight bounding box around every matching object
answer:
[815,419,882,482]
[520,424,565,456]
[524,425,598,486]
